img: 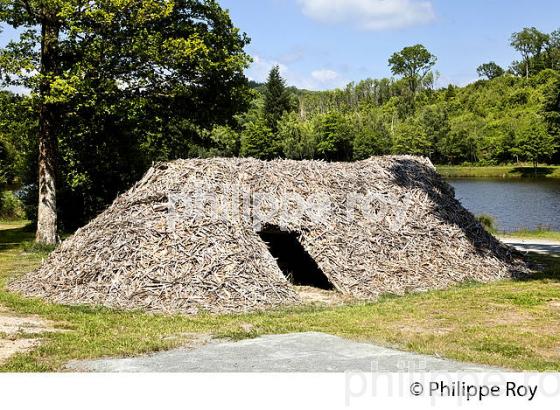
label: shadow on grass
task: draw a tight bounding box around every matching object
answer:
[0,224,35,251]
[518,254,560,281]
[510,167,556,178]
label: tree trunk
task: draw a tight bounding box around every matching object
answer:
[36,20,60,245]
[533,159,538,176]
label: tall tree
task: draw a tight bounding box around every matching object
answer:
[0,0,251,241]
[0,1,62,243]
[477,62,505,80]
[388,44,437,96]
[263,65,293,130]
[515,113,557,171]
[510,27,550,78]
[546,29,560,70]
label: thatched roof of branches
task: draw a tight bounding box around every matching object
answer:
[11,156,526,314]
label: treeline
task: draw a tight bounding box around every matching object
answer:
[208,27,560,166]
[1,17,559,232]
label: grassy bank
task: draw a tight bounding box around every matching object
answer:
[437,165,560,179]
[499,229,560,242]
[1,221,560,371]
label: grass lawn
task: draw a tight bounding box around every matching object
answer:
[1,221,560,372]
[437,165,560,179]
[499,229,560,242]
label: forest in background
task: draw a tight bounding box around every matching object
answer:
[1,9,559,229]
[234,67,560,165]
[222,27,560,167]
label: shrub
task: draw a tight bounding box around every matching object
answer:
[0,190,26,220]
[476,213,497,233]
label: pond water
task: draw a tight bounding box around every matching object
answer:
[448,178,560,232]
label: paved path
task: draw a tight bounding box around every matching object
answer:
[67,332,500,373]
[501,238,560,257]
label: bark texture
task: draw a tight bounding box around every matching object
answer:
[36,20,60,245]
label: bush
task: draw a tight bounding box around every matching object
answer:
[476,213,497,233]
[22,240,57,254]
[0,190,26,220]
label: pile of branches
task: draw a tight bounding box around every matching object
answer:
[10,156,528,314]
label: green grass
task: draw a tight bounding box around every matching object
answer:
[437,165,560,179]
[1,221,560,371]
[499,229,560,241]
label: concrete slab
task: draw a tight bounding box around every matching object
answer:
[502,238,560,257]
[66,332,501,373]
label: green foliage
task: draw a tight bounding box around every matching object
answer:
[313,112,353,161]
[510,27,560,77]
[0,0,252,229]
[277,112,316,160]
[477,62,505,80]
[476,214,497,234]
[388,44,437,95]
[438,113,483,163]
[263,66,294,130]
[0,191,25,220]
[240,117,278,160]
[208,125,241,157]
[0,92,36,186]
[274,68,560,165]
[393,118,432,156]
[351,111,391,160]
[514,113,557,168]
[0,138,9,186]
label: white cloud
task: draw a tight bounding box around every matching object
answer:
[247,55,347,90]
[277,47,307,64]
[297,0,436,30]
[311,69,340,83]
[247,55,288,83]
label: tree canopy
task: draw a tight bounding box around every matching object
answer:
[477,62,505,80]
[0,0,252,235]
[388,44,437,95]
[263,65,294,130]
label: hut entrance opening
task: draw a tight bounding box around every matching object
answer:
[258,226,334,290]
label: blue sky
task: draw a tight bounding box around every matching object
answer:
[220,0,560,90]
[1,1,559,91]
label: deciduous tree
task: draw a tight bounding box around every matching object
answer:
[515,113,557,171]
[510,27,550,78]
[0,0,251,241]
[477,62,505,80]
[388,44,437,96]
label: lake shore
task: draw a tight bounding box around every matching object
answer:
[437,165,560,179]
[498,229,560,242]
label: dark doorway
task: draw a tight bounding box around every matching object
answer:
[258,226,334,290]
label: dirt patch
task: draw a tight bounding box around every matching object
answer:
[0,305,59,364]
[548,300,560,310]
[294,286,351,306]
[483,309,534,327]
[391,321,455,337]
[162,332,213,348]
[0,339,40,363]
[534,344,560,361]
[0,314,58,336]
